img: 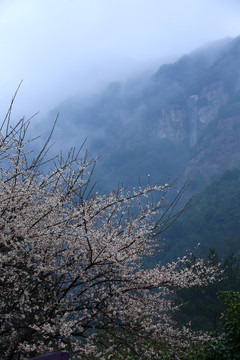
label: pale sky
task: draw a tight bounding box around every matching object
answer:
[1,0,240,118]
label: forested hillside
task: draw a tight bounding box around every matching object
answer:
[162,168,240,261]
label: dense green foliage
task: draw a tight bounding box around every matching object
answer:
[220,291,240,351]
[185,291,240,360]
[173,250,240,331]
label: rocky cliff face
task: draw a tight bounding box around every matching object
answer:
[183,43,240,188]
[151,80,229,147]
[156,105,187,143]
[148,36,240,190]
[198,82,228,126]
[185,105,240,188]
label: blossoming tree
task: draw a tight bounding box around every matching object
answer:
[0,103,219,360]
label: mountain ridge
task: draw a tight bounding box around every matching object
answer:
[45,35,240,194]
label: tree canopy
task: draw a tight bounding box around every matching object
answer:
[0,104,220,360]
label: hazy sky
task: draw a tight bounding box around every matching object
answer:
[1,0,240,117]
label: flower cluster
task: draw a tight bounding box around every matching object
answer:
[0,113,219,360]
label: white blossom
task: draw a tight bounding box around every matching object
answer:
[0,113,220,360]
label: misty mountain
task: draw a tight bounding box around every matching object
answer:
[45,35,240,195]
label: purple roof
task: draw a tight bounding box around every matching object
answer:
[30,351,69,360]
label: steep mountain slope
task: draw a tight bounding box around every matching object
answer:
[47,36,240,194]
